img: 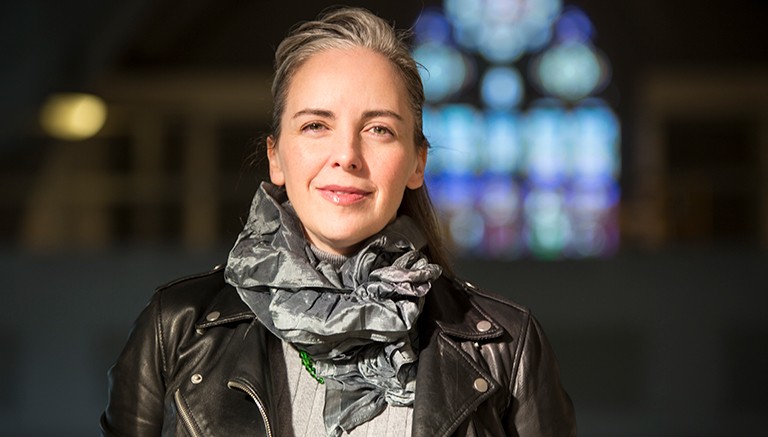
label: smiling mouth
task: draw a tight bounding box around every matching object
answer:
[317,186,370,205]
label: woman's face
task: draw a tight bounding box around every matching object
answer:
[268,47,426,255]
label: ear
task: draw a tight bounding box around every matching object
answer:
[406,145,427,189]
[266,135,285,186]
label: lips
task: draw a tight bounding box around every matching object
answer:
[317,185,370,206]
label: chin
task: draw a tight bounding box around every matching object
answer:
[309,218,389,252]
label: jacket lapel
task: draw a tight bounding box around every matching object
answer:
[225,320,279,436]
[412,279,504,436]
[192,284,279,435]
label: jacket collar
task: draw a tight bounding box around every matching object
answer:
[412,277,505,436]
[193,273,505,437]
[193,270,254,330]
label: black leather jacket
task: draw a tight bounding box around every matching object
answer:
[101,266,576,436]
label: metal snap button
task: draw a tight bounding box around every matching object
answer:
[191,374,203,384]
[473,378,489,393]
[476,320,492,332]
[206,311,221,322]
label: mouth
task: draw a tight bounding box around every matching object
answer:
[317,185,370,205]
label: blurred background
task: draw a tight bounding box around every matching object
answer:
[1,0,767,435]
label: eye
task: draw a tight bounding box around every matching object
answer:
[302,122,327,133]
[369,125,394,137]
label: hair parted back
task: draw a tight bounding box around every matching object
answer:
[269,6,453,275]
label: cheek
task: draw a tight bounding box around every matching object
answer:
[278,150,323,191]
[379,153,418,189]
[395,149,420,176]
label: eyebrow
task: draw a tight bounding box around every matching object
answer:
[292,108,334,119]
[362,110,404,122]
[291,108,404,122]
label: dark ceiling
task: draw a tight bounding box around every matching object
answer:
[115,0,768,70]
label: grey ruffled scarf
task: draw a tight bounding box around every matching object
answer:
[224,182,442,436]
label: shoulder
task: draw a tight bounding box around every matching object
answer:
[135,265,254,374]
[153,264,227,312]
[422,275,538,352]
[438,275,533,333]
[455,277,531,316]
[148,265,253,334]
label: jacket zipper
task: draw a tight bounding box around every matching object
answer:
[227,379,274,437]
[174,389,203,437]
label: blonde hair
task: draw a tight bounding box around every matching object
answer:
[270,7,453,274]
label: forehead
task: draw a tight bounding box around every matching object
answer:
[284,47,411,112]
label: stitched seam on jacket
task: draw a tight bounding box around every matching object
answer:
[506,313,530,412]
[156,267,223,292]
[156,289,168,379]
[435,289,504,341]
[469,299,504,338]
[458,278,529,313]
[195,313,255,329]
[437,334,498,437]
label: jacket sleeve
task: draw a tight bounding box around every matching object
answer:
[507,315,577,436]
[100,291,167,437]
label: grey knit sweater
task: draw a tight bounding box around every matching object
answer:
[272,339,413,436]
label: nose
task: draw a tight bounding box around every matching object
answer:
[330,130,363,171]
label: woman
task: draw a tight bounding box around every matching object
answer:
[101,7,575,437]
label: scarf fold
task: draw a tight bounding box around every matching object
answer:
[225,182,442,436]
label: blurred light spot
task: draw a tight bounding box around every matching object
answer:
[424,104,483,174]
[524,187,570,258]
[555,6,594,43]
[481,66,524,109]
[446,0,561,59]
[479,176,519,226]
[414,9,453,44]
[428,173,475,212]
[570,99,621,179]
[484,226,522,257]
[450,209,485,249]
[569,179,619,214]
[524,100,567,184]
[484,0,525,23]
[567,179,619,257]
[452,22,480,51]
[444,0,484,28]
[571,223,607,257]
[526,25,554,52]
[485,110,522,173]
[413,43,469,102]
[478,24,527,63]
[533,42,608,101]
[40,93,107,141]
